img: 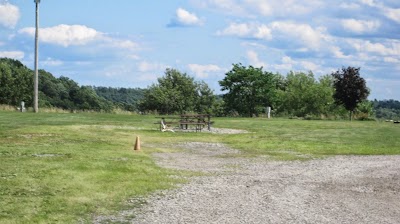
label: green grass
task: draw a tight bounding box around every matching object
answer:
[1,111,400,223]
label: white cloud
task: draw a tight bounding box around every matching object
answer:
[244,0,273,16]
[329,46,349,59]
[341,19,380,33]
[0,2,19,28]
[42,57,63,66]
[359,0,377,7]
[272,56,295,70]
[19,24,102,47]
[270,21,329,50]
[188,64,222,78]
[383,7,400,24]
[216,22,272,40]
[169,8,203,27]
[102,38,139,51]
[0,51,24,59]
[300,61,319,71]
[193,0,247,16]
[349,39,400,56]
[137,61,169,72]
[359,0,400,24]
[339,3,360,9]
[218,21,330,50]
[196,0,322,18]
[246,50,266,68]
[18,24,140,52]
[384,57,400,63]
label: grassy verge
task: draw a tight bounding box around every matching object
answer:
[213,117,400,159]
[1,111,399,222]
[0,112,188,223]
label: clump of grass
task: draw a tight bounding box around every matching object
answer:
[0,104,17,111]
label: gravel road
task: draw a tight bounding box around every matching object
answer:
[95,141,400,224]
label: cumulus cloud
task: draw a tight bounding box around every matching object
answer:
[341,19,381,33]
[194,0,322,18]
[218,21,329,50]
[270,21,329,50]
[188,64,222,78]
[216,22,272,40]
[349,39,400,56]
[359,0,400,24]
[168,8,203,27]
[19,24,102,47]
[246,50,267,68]
[382,7,400,24]
[0,51,24,60]
[0,2,19,28]
[18,24,140,52]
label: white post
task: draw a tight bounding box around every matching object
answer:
[267,107,271,119]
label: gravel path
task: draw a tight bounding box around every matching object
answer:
[95,142,400,224]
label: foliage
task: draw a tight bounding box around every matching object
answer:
[276,72,337,117]
[354,100,375,120]
[0,58,33,107]
[373,99,400,120]
[94,86,145,111]
[0,58,114,112]
[332,67,370,120]
[38,71,113,112]
[139,68,216,114]
[219,63,279,117]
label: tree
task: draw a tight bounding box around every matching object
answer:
[139,68,215,114]
[219,63,279,117]
[332,67,370,120]
[0,58,33,107]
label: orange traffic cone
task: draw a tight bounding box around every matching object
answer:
[134,136,141,151]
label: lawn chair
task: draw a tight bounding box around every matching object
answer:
[161,119,175,132]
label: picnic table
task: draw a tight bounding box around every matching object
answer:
[156,114,212,132]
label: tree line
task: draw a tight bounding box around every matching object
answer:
[0,58,144,112]
[1,57,399,120]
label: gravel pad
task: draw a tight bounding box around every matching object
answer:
[95,142,400,224]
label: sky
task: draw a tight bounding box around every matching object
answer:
[0,0,400,100]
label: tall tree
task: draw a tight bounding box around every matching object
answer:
[0,58,33,107]
[139,68,215,114]
[219,63,278,117]
[332,67,370,120]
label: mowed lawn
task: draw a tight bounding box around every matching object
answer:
[1,111,399,223]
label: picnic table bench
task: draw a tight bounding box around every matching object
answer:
[156,114,212,132]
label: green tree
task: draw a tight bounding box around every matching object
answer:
[219,63,278,117]
[332,67,370,120]
[0,58,33,107]
[139,68,215,114]
[196,81,216,114]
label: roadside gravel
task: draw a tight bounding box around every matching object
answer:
[95,141,400,224]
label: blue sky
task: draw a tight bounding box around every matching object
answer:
[1,0,400,100]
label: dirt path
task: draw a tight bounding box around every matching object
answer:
[95,142,400,223]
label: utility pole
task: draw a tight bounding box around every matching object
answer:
[34,0,40,113]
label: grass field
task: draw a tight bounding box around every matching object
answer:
[1,111,399,223]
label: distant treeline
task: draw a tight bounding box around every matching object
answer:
[0,57,399,119]
[373,99,400,120]
[0,58,144,112]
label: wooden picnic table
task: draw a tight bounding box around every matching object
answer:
[156,114,212,132]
